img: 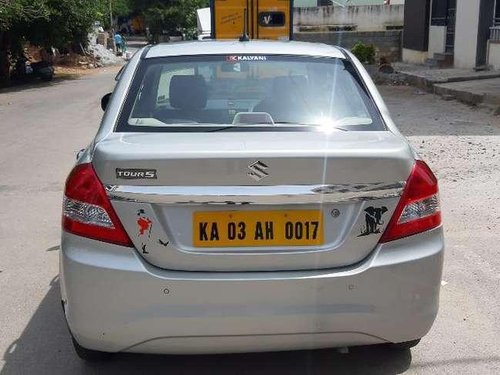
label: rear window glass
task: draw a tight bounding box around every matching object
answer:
[116,55,385,133]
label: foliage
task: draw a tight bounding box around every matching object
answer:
[21,0,103,49]
[0,0,126,79]
[351,42,376,65]
[143,0,208,41]
[181,0,209,39]
[128,0,164,13]
[0,0,49,31]
[1,0,132,50]
[111,0,132,17]
[144,3,182,42]
[0,0,208,80]
[97,0,132,29]
[1,0,208,50]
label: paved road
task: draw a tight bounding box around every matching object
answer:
[0,70,499,374]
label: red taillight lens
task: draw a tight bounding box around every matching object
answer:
[62,163,133,247]
[380,160,441,243]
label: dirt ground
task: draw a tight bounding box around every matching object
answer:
[381,85,500,373]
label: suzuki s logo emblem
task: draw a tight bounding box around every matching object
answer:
[247,161,269,181]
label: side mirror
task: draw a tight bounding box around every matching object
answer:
[101,92,112,111]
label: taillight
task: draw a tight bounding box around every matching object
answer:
[380,160,441,243]
[62,163,133,247]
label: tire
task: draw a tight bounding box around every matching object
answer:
[389,339,421,351]
[71,337,113,362]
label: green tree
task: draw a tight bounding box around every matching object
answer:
[2,0,110,51]
[0,0,49,32]
[142,0,208,42]
[180,0,208,39]
[144,3,182,41]
[0,0,49,80]
[98,0,132,29]
[128,0,161,13]
[23,0,104,49]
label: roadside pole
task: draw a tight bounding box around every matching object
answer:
[109,0,113,30]
[109,0,116,54]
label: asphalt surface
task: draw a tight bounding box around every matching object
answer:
[0,68,499,374]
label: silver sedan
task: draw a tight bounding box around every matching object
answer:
[60,40,444,361]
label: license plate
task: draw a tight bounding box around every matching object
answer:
[193,210,324,248]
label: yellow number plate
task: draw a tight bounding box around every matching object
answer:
[193,210,324,248]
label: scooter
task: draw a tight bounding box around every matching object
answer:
[11,56,54,82]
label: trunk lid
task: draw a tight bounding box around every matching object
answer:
[94,131,414,271]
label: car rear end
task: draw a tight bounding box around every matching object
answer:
[60,41,444,355]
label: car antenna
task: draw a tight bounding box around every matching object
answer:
[239,8,250,42]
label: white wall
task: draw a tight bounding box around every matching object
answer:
[454,0,481,68]
[293,5,404,32]
[294,0,317,7]
[488,42,500,69]
[428,25,447,57]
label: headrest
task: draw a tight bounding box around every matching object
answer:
[169,75,207,110]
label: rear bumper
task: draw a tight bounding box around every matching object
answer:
[60,228,444,354]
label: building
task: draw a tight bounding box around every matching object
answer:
[294,4,404,32]
[294,0,404,7]
[293,2,405,62]
[403,0,500,69]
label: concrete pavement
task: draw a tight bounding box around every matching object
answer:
[0,69,499,374]
[394,62,500,87]
[434,78,500,107]
[392,63,500,109]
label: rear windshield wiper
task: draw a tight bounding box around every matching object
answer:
[207,125,275,132]
[207,123,350,133]
[207,126,239,133]
[274,122,350,131]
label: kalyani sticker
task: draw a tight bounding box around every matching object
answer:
[225,55,267,62]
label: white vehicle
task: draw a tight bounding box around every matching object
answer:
[61,40,443,361]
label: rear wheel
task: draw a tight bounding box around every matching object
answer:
[389,339,421,350]
[71,337,112,362]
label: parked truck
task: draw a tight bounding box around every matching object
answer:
[210,0,293,40]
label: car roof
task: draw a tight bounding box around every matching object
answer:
[145,40,346,59]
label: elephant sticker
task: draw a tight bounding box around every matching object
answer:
[358,206,388,237]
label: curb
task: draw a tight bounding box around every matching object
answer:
[433,85,485,106]
[395,70,500,112]
[397,71,500,92]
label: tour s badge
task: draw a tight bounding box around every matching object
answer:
[116,168,157,180]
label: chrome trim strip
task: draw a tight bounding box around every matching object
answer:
[106,182,405,205]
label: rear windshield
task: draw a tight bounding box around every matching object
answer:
[116,54,385,132]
